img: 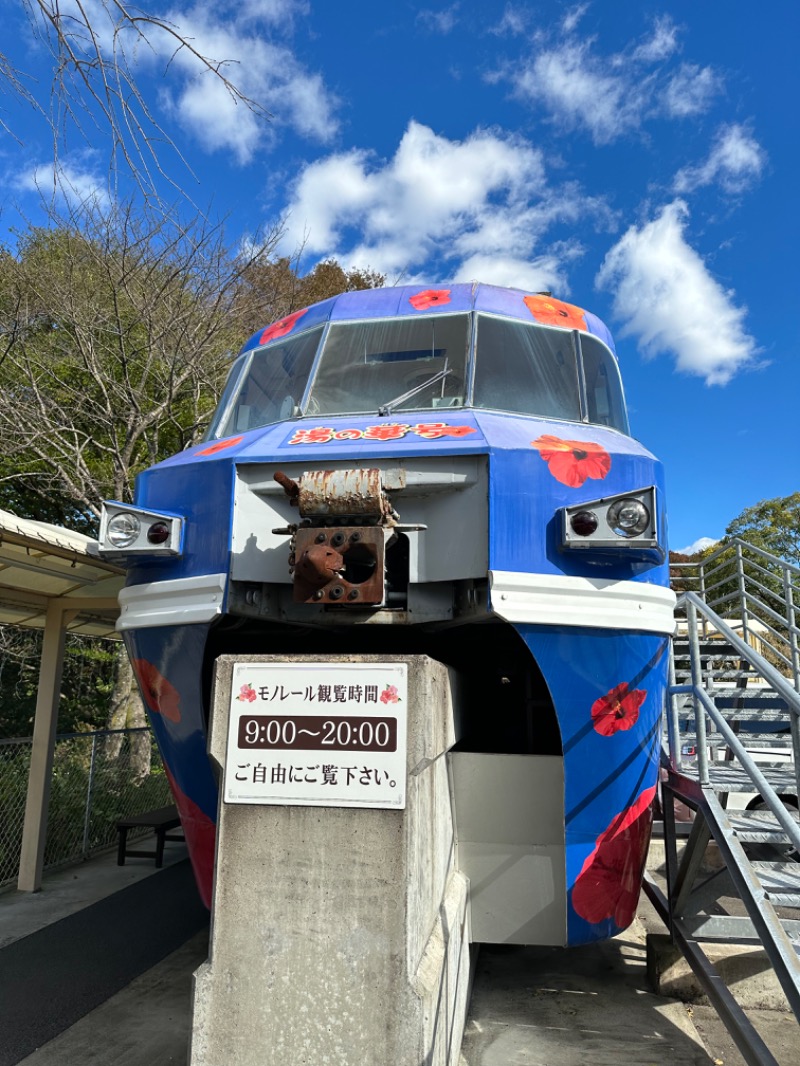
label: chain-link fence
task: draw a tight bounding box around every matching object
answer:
[1,728,172,888]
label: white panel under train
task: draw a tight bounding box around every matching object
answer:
[489,570,676,635]
[449,753,566,946]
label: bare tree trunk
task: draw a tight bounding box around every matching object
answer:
[104,647,150,779]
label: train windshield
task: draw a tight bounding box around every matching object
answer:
[206,310,629,438]
[306,314,469,416]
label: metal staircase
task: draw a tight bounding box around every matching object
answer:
[644,539,800,1066]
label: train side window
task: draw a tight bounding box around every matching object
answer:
[210,327,324,437]
[579,334,629,433]
[473,315,581,422]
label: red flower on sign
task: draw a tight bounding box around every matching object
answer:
[237,684,257,703]
[572,785,657,928]
[196,435,244,456]
[380,685,401,704]
[591,683,647,737]
[531,434,611,488]
[523,294,587,330]
[409,289,451,310]
[131,658,181,723]
[259,308,308,344]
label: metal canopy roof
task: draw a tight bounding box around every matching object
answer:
[0,509,124,638]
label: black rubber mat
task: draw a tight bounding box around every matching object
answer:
[0,860,208,1066]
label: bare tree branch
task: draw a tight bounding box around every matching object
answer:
[2,0,272,200]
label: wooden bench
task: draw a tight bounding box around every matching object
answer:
[116,804,185,867]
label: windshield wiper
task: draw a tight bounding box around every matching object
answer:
[377,367,451,416]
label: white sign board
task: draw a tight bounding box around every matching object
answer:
[224,662,408,809]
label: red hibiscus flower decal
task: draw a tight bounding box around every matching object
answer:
[163,764,216,908]
[259,308,308,344]
[591,683,646,737]
[380,684,401,704]
[409,289,451,310]
[237,684,257,703]
[523,294,587,331]
[196,435,244,456]
[131,658,181,723]
[572,785,657,928]
[531,434,611,488]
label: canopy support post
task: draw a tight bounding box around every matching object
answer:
[17,601,70,892]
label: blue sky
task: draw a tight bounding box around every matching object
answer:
[1,1,797,553]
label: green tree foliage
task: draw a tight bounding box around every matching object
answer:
[237,256,385,332]
[0,627,116,738]
[725,492,800,566]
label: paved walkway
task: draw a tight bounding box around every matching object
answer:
[2,846,796,1065]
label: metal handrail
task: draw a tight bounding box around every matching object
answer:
[675,593,800,710]
[671,539,800,691]
[670,592,800,820]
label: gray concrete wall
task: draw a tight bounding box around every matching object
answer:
[190,654,471,1066]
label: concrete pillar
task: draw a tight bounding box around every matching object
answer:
[190,654,471,1066]
[17,601,69,892]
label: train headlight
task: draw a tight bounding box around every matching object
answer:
[97,503,184,559]
[560,486,661,557]
[607,498,650,538]
[106,512,141,548]
[570,510,599,537]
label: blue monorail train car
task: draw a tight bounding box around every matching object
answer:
[97,283,675,945]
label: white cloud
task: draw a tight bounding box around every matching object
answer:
[53,0,338,164]
[416,4,461,34]
[280,121,600,287]
[595,201,759,386]
[674,124,766,195]
[561,4,589,35]
[10,157,111,210]
[499,16,721,143]
[453,252,566,292]
[509,41,643,144]
[630,15,680,63]
[662,63,722,118]
[489,4,530,36]
[150,4,339,162]
[675,537,718,555]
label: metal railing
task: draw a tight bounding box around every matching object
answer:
[652,591,800,1063]
[0,727,171,889]
[670,538,800,691]
[667,593,800,836]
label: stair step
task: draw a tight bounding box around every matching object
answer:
[728,809,800,844]
[677,733,793,748]
[674,667,766,679]
[674,763,798,794]
[673,643,744,656]
[712,694,790,709]
[751,861,800,907]
[673,706,791,723]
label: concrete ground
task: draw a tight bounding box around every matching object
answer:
[2,840,797,1066]
[460,892,799,1066]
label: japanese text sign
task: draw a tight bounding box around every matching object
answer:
[224,662,408,809]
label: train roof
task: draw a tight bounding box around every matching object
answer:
[238,283,617,358]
